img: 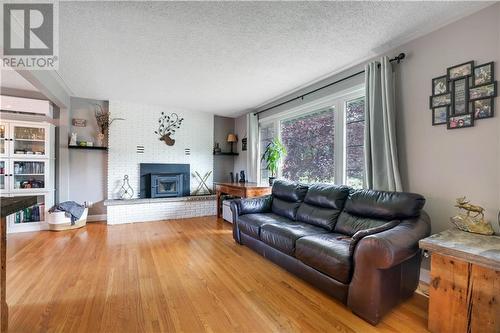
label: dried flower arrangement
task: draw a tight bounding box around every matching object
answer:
[94,104,124,135]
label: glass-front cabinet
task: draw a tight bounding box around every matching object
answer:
[11,123,48,158]
[12,160,47,191]
[0,159,7,192]
[0,122,8,157]
[0,119,54,233]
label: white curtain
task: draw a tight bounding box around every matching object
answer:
[364,57,402,191]
[246,113,259,183]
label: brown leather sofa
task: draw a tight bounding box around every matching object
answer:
[230,180,430,325]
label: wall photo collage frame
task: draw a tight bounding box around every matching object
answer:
[429,61,496,129]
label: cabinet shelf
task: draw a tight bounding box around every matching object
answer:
[68,145,108,151]
[213,152,239,156]
[14,138,45,142]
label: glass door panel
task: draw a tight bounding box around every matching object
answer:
[0,160,6,191]
[0,123,7,156]
[12,160,46,190]
[12,125,46,157]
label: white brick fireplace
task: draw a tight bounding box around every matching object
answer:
[105,100,216,224]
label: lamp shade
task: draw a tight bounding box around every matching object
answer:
[227,133,237,143]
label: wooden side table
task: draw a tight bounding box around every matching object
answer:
[419,229,500,333]
[214,182,271,218]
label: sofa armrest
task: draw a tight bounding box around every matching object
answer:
[349,220,400,254]
[347,211,431,324]
[353,211,431,269]
[230,195,272,217]
[230,196,272,244]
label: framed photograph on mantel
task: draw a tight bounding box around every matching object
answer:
[451,78,469,115]
[447,61,474,81]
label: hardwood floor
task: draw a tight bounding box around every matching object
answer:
[6,217,429,332]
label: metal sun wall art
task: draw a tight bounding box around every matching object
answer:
[155,112,184,146]
[429,61,497,129]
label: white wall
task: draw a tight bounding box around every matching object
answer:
[396,4,500,234]
[107,101,214,199]
[68,97,107,216]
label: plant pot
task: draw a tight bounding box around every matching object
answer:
[268,177,276,186]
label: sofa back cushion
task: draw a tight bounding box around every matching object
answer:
[271,180,308,220]
[334,189,425,236]
[296,184,350,230]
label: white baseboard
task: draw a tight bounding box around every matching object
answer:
[87,214,107,222]
[420,268,430,284]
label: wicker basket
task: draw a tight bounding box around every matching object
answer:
[47,208,88,231]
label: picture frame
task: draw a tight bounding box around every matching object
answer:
[432,106,448,126]
[432,75,448,95]
[447,113,474,130]
[451,78,469,115]
[72,118,87,127]
[472,98,494,119]
[429,93,451,108]
[469,82,497,100]
[473,62,494,86]
[242,138,247,151]
[447,61,474,81]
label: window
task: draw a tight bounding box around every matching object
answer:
[345,97,365,188]
[281,107,335,183]
[259,122,276,185]
[258,87,365,188]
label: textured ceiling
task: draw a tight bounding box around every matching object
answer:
[58,1,491,116]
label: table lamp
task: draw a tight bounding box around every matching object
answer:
[227,133,237,153]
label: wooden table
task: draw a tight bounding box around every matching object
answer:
[0,196,38,333]
[419,229,500,333]
[214,182,271,218]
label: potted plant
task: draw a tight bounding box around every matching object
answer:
[261,138,287,186]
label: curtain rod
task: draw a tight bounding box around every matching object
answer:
[253,53,406,116]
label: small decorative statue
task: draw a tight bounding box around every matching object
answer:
[154,112,184,146]
[450,196,494,235]
[69,132,77,146]
[239,170,246,183]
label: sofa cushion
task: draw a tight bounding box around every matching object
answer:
[260,221,329,256]
[272,198,301,220]
[237,213,291,239]
[303,184,350,209]
[343,189,425,221]
[272,180,309,202]
[295,233,352,284]
[296,184,350,230]
[335,189,425,236]
[334,212,391,236]
[271,180,309,220]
